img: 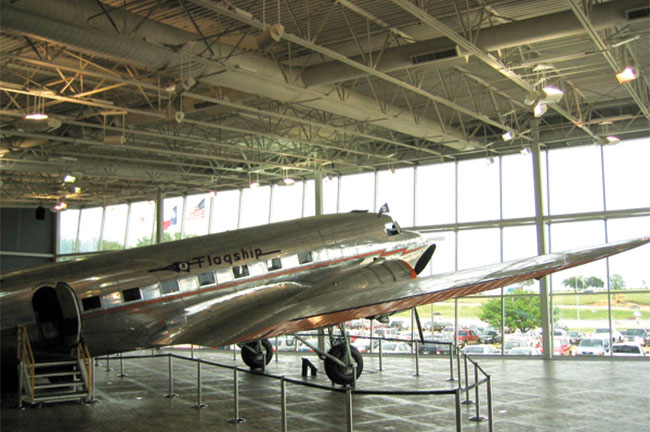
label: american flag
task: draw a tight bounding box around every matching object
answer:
[187,198,206,220]
[378,203,390,216]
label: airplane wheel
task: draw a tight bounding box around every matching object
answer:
[241,339,273,369]
[324,344,363,385]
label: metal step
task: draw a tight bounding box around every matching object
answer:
[34,360,78,368]
[35,371,80,379]
[31,392,89,403]
[34,380,85,390]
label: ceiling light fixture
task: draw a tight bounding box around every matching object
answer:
[63,174,76,183]
[605,135,620,144]
[533,102,548,118]
[24,94,49,120]
[52,199,68,212]
[615,67,637,84]
[485,156,495,165]
[520,146,532,155]
[502,131,514,141]
[540,86,564,104]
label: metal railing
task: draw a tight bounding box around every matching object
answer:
[17,326,36,401]
[96,339,494,432]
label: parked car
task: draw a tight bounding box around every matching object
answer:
[418,333,453,355]
[380,341,412,354]
[567,331,585,345]
[479,329,501,344]
[506,347,542,356]
[622,329,647,346]
[462,344,498,355]
[591,327,623,343]
[503,338,529,351]
[456,328,481,346]
[576,337,610,356]
[612,343,645,356]
[553,337,572,356]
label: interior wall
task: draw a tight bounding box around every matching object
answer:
[0,207,56,272]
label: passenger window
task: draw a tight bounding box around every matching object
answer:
[198,272,215,286]
[233,265,249,279]
[266,258,282,271]
[102,292,122,308]
[160,279,180,295]
[216,268,234,284]
[298,251,313,264]
[82,296,101,311]
[178,276,199,292]
[141,283,161,300]
[122,287,142,302]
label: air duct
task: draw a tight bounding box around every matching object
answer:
[300,0,649,87]
[1,0,476,151]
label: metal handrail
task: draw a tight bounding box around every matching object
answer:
[77,342,93,395]
[17,326,36,401]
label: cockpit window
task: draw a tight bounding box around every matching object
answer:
[385,220,401,236]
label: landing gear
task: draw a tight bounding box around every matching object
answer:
[240,339,273,370]
[324,343,363,386]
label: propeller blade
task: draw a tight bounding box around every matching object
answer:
[413,307,425,344]
[414,244,436,275]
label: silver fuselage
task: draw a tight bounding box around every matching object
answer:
[0,213,425,358]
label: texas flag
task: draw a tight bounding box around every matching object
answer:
[378,203,390,216]
[163,206,177,231]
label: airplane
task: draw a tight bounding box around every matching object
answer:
[1,210,648,388]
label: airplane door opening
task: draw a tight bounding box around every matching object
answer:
[31,284,81,350]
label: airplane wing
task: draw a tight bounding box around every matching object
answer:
[232,236,649,343]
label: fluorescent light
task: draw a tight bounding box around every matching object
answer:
[63,175,76,183]
[605,135,620,144]
[282,177,295,186]
[502,131,514,141]
[533,102,548,118]
[541,86,564,103]
[52,200,68,212]
[25,112,48,120]
[616,67,636,84]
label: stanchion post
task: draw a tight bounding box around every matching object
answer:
[462,354,473,405]
[281,377,287,432]
[487,375,494,432]
[275,337,279,362]
[164,355,179,398]
[377,339,383,371]
[414,341,420,376]
[194,361,207,408]
[117,352,128,377]
[447,344,455,381]
[455,388,462,432]
[191,344,194,359]
[469,364,486,422]
[85,356,99,404]
[455,346,461,385]
[232,344,237,361]
[104,355,113,372]
[346,388,353,432]
[228,368,246,423]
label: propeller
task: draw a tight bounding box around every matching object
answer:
[414,244,436,275]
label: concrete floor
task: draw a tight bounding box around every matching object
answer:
[2,349,649,431]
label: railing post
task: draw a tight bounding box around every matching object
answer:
[17,360,23,409]
[462,354,473,405]
[487,375,494,432]
[377,339,383,371]
[413,341,420,376]
[228,368,246,423]
[346,388,354,432]
[232,344,237,360]
[455,388,462,432]
[85,355,99,404]
[469,364,486,422]
[194,361,207,409]
[281,377,287,432]
[447,344,455,381]
[164,355,179,398]
[117,352,128,377]
[104,355,113,372]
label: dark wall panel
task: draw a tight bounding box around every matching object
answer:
[0,207,56,272]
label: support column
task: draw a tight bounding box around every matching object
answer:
[532,133,552,359]
[314,167,325,353]
[156,189,164,244]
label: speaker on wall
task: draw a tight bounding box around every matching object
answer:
[35,206,46,220]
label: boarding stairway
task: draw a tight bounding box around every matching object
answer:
[17,326,93,406]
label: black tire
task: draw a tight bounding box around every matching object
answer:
[241,339,273,369]
[324,344,363,385]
